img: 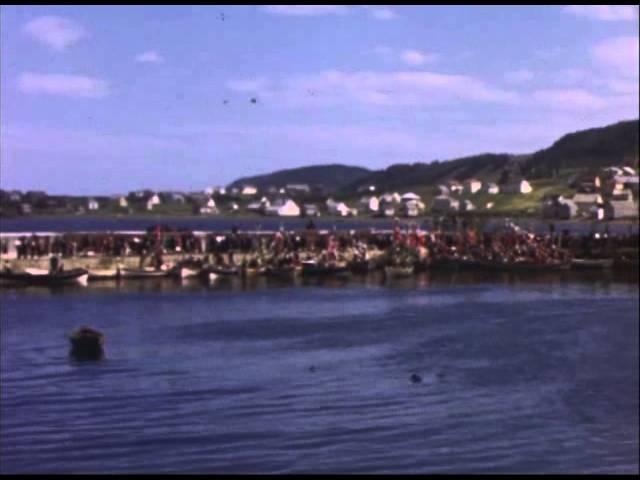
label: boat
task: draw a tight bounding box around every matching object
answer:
[384,265,415,278]
[476,259,571,272]
[87,267,121,280]
[204,265,239,276]
[571,258,615,269]
[0,268,89,286]
[119,267,169,279]
[69,326,105,360]
[301,260,351,277]
[263,264,299,279]
[348,259,374,275]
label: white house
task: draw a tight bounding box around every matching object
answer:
[117,196,128,208]
[359,196,380,214]
[247,196,271,213]
[199,197,219,215]
[448,181,463,195]
[431,195,460,213]
[572,193,603,217]
[88,198,100,211]
[264,199,300,217]
[464,179,482,194]
[604,190,638,219]
[460,199,476,212]
[437,185,450,196]
[502,179,533,194]
[146,193,161,211]
[485,183,499,195]
[401,200,421,217]
[401,192,421,202]
[328,201,353,217]
[241,185,258,196]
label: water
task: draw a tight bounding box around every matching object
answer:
[1,215,637,235]
[1,272,638,473]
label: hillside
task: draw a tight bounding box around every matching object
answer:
[227,164,372,193]
[227,119,639,196]
[523,119,639,178]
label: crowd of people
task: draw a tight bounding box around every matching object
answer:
[1,222,638,270]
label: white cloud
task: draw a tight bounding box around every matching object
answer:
[17,73,109,98]
[591,36,639,76]
[400,49,437,66]
[261,5,349,16]
[135,51,165,64]
[227,70,519,108]
[504,69,534,84]
[563,5,639,21]
[23,16,87,51]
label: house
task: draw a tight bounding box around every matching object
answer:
[447,181,463,195]
[359,196,380,214]
[247,197,270,213]
[303,204,320,217]
[604,190,638,219]
[129,189,154,200]
[568,172,601,193]
[241,185,258,196]
[87,198,100,211]
[572,193,603,217]
[464,179,482,194]
[401,192,421,203]
[160,192,186,204]
[431,195,459,213]
[328,200,353,217]
[400,200,421,217]
[24,191,47,203]
[264,198,301,217]
[542,195,578,220]
[198,197,219,215]
[437,185,449,196]
[8,191,22,203]
[19,203,33,215]
[501,179,533,194]
[484,182,499,195]
[114,196,128,208]
[459,199,476,212]
[146,193,161,211]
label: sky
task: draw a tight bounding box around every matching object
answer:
[1,5,638,195]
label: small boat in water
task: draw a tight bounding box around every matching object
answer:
[301,260,351,278]
[69,326,105,360]
[87,267,121,280]
[263,264,299,279]
[0,268,89,286]
[119,267,169,279]
[571,258,615,269]
[384,265,415,278]
[204,265,239,276]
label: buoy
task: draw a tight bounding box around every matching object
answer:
[69,326,105,361]
[308,365,316,373]
[410,373,422,384]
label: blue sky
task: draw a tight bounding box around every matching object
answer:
[1,5,638,195]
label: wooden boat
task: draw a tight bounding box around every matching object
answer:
[476,259,571,272]
[69,326,105,360]
[205,265,239,276]
[571,258,615,269]
[263,265,299,279]
[301,261,351,277]
[119,267,169,279]
[384,265,415,278]
[87,268,121,280]
[0,268,89,286]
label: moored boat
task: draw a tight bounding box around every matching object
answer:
[69,326,105,360]
[301,260,351,277]
[384,265,415,278]
[571,258,615,269]
[87,267,121,280]
[119,267,168,279]
[0,268,89,286]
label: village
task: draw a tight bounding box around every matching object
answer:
[1,164,638,221]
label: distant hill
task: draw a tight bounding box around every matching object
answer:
[228,119,639,196]
[523,119,639,178]
[340,153,515,194]
[227,164,372,193]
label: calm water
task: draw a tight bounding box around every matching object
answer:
[1,272,638,474]
[1,215,637,235]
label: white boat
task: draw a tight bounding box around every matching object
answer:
[571,258,615,269]
[24,267,50,275]
[119,267,168,279]
[87,268,120,280]
[180,267,200,279]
